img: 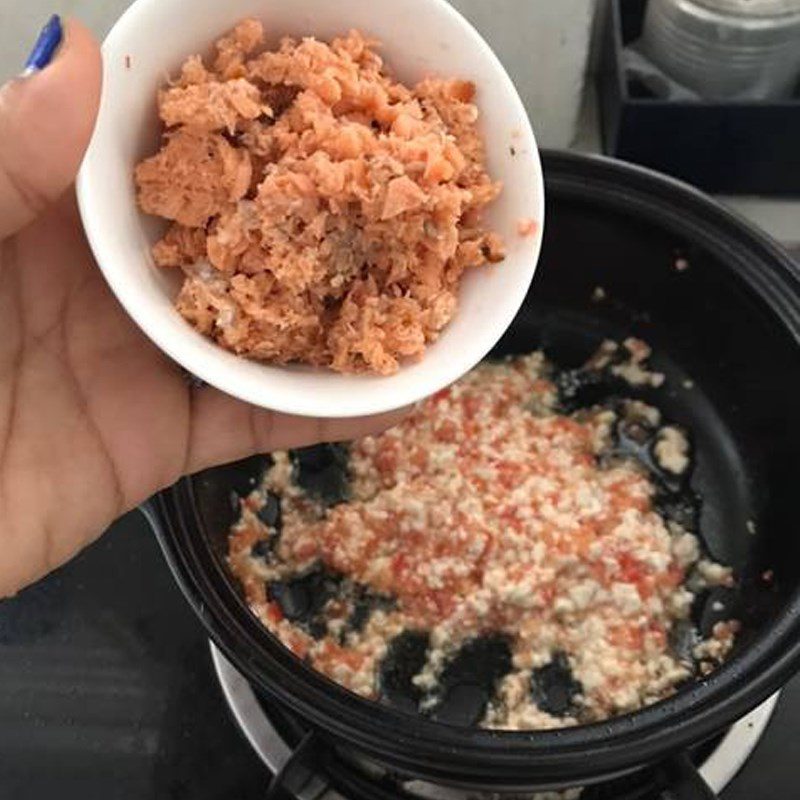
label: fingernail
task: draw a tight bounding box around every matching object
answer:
[22,15,63,77]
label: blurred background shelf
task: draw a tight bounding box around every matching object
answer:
[597,0,800,195]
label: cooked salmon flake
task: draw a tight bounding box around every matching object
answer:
[135,19,506,375]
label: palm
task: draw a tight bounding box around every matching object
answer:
[1,196,191,590]
[0,195,392,595]
[0,20,400,596]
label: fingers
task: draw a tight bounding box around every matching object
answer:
[184,386,408,475]
[0,18,101,239]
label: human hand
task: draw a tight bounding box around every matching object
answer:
[0,18,402,597]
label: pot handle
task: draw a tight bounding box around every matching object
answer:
[655,752,717,800]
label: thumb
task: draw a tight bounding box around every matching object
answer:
[0,17,101,239]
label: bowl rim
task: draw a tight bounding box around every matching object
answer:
[149,150,800,784]
[75,0,545,419]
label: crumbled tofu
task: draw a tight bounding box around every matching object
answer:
[672,532,700,568]
[609,338,666,388]
[675,257,690,272]
[611,362,666,389]
[654,426,690,475]
[625,399,662,428]
[697,559,734,587]
[228,346,737,731]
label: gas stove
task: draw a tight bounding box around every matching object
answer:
[211,642,780,800]
[0,510,798,799]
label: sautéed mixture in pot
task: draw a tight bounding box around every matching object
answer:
[227,340,738,729]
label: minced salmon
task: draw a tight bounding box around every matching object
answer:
[135,19,504,375]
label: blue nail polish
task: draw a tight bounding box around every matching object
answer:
[22,15,63,76]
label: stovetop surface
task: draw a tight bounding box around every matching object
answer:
[0,511,798,800]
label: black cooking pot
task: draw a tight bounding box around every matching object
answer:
[150,151,800,798]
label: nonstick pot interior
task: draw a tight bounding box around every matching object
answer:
[153,151,800,789]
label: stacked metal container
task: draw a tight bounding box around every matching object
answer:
[641,0,800,99]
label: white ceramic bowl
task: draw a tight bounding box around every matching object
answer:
[77,0,544,418]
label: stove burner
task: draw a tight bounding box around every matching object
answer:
[210,643,779,800]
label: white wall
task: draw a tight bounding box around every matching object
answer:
[449,0,598,147]
[1,0,598,148]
